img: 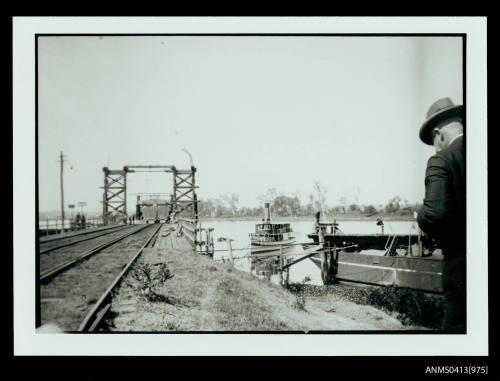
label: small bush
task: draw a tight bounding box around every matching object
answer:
[291,295,307,311]
[363,286,443,328]
[131,263,174,302]
[287,277,311,312]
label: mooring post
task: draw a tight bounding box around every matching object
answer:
[227,239,234,264]
[283,249,289,287]
[278,245,284,286]
[319,228,332,285]
[207,230,211,255]
[319,228,326,283]
[417,227,422,257]
[330,245,338,284]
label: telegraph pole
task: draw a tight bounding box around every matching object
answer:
[58,152,66,232]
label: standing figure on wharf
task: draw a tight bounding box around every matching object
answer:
[417,97,465,332]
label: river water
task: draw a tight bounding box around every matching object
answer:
[200,219,418,286]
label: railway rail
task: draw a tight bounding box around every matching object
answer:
[39,224,135,254]
[39,224,161,331]
[39,223,127,243]
[40,224,150,283]
[78,224,162,332]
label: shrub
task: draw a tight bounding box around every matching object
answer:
[291,295,307,311]
[131,263,174,302]
[364,286,444,328]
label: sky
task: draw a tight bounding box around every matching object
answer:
[37,36,463,214]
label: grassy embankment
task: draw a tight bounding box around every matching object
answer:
[113,230,432,331]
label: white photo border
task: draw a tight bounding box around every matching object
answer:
[13,16,488,356]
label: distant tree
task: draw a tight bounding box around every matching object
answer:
[198,199,213,217]
[349,203,360,212]
[257,188,280,206]
[221,193,239,216]
[210,197,227,217]
[251,206,263,217]
[363,205,377,215]
[304,194,314,216]
[290,195,302,216]
[313,181,328,218]
[338,196,347,214]
[273,195,301,217]
[385,196,402,214]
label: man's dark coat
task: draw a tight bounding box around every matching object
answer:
[417,136,465,257]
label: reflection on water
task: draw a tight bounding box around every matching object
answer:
[203,219,416,286]
[250,245,296,284]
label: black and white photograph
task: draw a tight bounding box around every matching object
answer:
[12,17,488,359]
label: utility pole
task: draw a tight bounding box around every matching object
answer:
[58,152,66,232]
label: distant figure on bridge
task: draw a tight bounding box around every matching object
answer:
[75,213,82,230]
[136,203,142,221]
[81,214,86,229]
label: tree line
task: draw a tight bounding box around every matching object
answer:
[197,185,422,218]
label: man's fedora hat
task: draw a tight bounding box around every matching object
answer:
[419,97,463,145]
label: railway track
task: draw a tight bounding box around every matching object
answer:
[40,224,150,282]
[39,224,162,331]
[78,224,162,332]
[39,224,127,243]
[39,224,135,254]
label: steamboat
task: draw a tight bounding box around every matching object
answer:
[249,202,295,254]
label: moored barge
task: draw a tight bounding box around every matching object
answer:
[304,215,444,293]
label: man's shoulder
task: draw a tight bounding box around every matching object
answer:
[440,136,463,157]
[428,136,463,166]
[426,152,447,168]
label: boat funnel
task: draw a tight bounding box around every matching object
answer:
[264,202,271,223]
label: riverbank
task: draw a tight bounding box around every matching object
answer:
[108,225,427,331]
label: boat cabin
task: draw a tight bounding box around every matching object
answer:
[255,223,293,234]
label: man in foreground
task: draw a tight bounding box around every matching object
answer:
[417,97,465,332]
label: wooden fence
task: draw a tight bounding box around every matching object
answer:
[178,217,214,255]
